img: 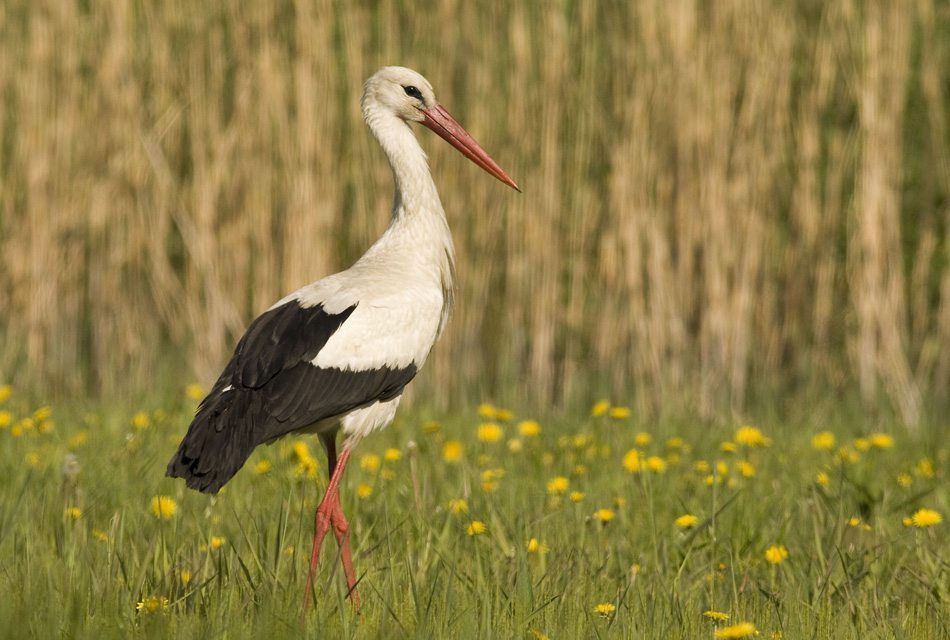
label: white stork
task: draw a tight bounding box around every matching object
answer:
[166,66,518,610]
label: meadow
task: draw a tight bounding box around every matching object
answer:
[0,384,947,638]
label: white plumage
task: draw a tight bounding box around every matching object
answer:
[166,66,517,611]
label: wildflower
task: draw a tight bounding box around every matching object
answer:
[704,610,730,621]
[591,400,611,417]
[853,437,869,451]
[720,442,736,453]
[477,403,498,419]
[716,461,729,476]
[65,507,82,519]
[495,408,514,421]
[360,454,381,473]
[358,484,372,499]
[68,430,89,448]
[765,545,788,564]
[736,461,755,477]
[186,383,206,401]
[210,536,225,549]
[675,514,698,529]
[132,412,150,430]
[33,406,52,422]
[916,458,935,479]
[466,520,486,536]
[609,406,631,419]
[594,602,615,616]
[694,460,710,473]
[136,596,170,614]
[613,496,627,508]
[92,529,110,542]
[384,448,401,462]
[570,491,586,503]
[448,498,468,514]
[635,432,652,446]
[0,411,11,427]
[573,464,587,476]
[735,426,770,447]
[622,449,641,472]
[477,423,503,443]
[547,476,569,493]
[25,452,40,467]
[910,509,942,528]
[848,517,872,531]
[812,431,835,450]
[518,420,541,436]
[422,420,441,434]
[896,473,912,487]
[903,517,913,527]
[443,441,463,462]
[667,437,684,449]
[715,623,758,638]
[0,384,11,403]
[815,471,830,485]
[645,456,666,472]
[150,496,178,520]
[507,438,523,452]
[527,538,549,553]
[177,569,193,585]
[594,509,615,523]
[255,459,271,474]
[572,433,592,448]
[870,433,893,449]
[837,447,860,464]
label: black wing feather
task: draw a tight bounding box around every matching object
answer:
[166,300,418,494]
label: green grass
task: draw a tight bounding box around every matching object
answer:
[0,385,948,639]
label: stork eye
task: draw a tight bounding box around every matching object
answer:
[403,85,423,100]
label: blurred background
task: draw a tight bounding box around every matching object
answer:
[1,0,948,425]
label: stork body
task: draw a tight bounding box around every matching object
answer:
[166,66,518,610]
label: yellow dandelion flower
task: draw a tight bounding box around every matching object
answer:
[634,432,652,446]
[177,569,193,585]
[765,545,788,564]
[645,456,666,472]
[541,452,555,466]
[847,517,861,527]
[594,508,615,523]
[466,520,486,536]
[448,498,468,514]
[422,420,441,434]
[720,442,737,453]
[903,517,913,527]
[812,431,835,450]
[547,476,569,493]
[0,411,11,428]
[255,459,271,474]
[622,449,641,472]
[357,483,372,499]
[837,447,859,464]
[570,491,586,503]
[518,420,541,437]
[916,458,935,478]
[0,384,11,403]
[572,433,593,448]
[594,602,616,616]
[132,412,150,430]
[715,461,729,477]
[704,610,730,621]
[574,464,587,476]
[360,454,381,473]
[911,508,942,528]
[853,437,869,451]
[65,507,82,519]
[715,622,757,638]
[136,596,170,614]
[68,430,89,449]
[10,423,22,437]
[477,423,503,443]
[735,426,770,447]
[591,400,611,417]
[210,536,225,549]
[675,514,698,528]
[495,408,514,421]
[815,471,830,485]
[380,468,395,480]
[33,406,52,422]
[384,448,401,462]
[609,406,631,419]
[91,529,110,542]
[186,384,206,401]
[694,460,710,473]
[667,437,684,449]
[613,496,627,508]
[443,441,463,463]
[25,452,40,467]
[507,438,523,452]
[896,473,912,487]
[736,461,755,477]
[480,403,503,420]
[704,475,716,485]
[150,496,177,520]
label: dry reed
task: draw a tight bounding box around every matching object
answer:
[1,0,948,424]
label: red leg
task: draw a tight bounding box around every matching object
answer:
[303,436,361,613]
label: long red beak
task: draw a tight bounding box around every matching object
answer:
[422,104,520,192]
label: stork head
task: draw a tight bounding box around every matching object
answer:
[362,66,520,191]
